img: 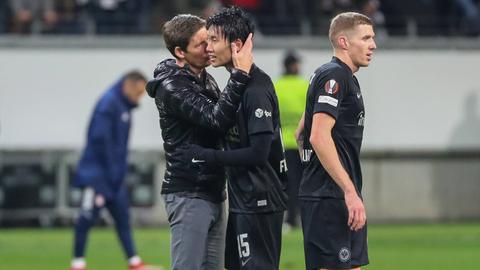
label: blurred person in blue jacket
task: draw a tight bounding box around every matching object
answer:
[70,71,157,270]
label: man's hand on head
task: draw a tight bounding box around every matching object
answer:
[232,33,253,73]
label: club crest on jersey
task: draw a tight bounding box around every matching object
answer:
[324,79,339,95]
[338,247,351,263]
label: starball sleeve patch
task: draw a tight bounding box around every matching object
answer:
[324,79,340,95]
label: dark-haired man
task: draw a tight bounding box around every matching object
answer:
[298,12,376,270]
[71,71,158,270]
[146,14,253,270]
[178,7,288,270]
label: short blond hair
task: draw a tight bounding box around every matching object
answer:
[329,12,373,48]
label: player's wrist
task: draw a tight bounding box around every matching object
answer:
[230,68,251,84]
[343,185,357,197]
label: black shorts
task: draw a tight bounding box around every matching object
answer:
[300,198,369,270]
[225,211,284,270]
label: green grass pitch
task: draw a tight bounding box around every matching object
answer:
[0,223,479,269]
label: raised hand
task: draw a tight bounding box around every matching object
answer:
[232,33,253,73]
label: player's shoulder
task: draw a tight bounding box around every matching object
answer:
[316,61,349,79]
[248,65,274,91]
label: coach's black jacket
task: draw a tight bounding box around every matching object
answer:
[146,59,250,203]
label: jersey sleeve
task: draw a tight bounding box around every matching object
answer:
[244,84,275,136]
[312,68,348,119]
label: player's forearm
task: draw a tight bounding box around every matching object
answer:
[214,132,271,166]
[295,112,305,160]
[310,132,356,194]
[295,112,305,148]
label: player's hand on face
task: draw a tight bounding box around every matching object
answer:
[232,33,253,73]
[345,190,366,231]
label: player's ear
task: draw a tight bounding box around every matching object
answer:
[233,39,243,53]
[337,35,348,50]
[174,46,186,59]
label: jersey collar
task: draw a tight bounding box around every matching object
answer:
[332,57,353,77]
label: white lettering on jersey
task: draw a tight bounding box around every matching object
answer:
[257,199,267,206]
[301,149,313,162]
[280,159,288,173]
[318,95,338,107]
[237,233,250,259]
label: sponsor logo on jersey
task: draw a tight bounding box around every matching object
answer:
[324,79,339,95]
[318,95,338,107]
[356,92,362,99]
[338,247,351,262]
[255,108,272,118]
[255,108,264,118]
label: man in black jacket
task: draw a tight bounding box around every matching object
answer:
[145,14,252,270]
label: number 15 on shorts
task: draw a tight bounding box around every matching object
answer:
[237,233,250,258]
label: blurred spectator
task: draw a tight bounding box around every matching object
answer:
[451,0,480,36]
[251,0,304,35]
[304,0,354,35]
[0,0,6,33]
[150,0,220,33]
[9,0,58,34]
[357,0,387,39]
[379,0,408,36]
[274,50,309,229]
[78,0,151,34]
[0,0,478,36]
[221,0,261,10]
[43,0,85,34]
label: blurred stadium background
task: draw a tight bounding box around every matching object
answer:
[0,0,479,269]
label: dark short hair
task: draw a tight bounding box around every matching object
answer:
[283,50,300,68]
[163,14,206,58]
[123,70,147,82]
[206,6,254,43]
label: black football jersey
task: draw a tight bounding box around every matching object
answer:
[300,57,365,200]
[225,65,288,213]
